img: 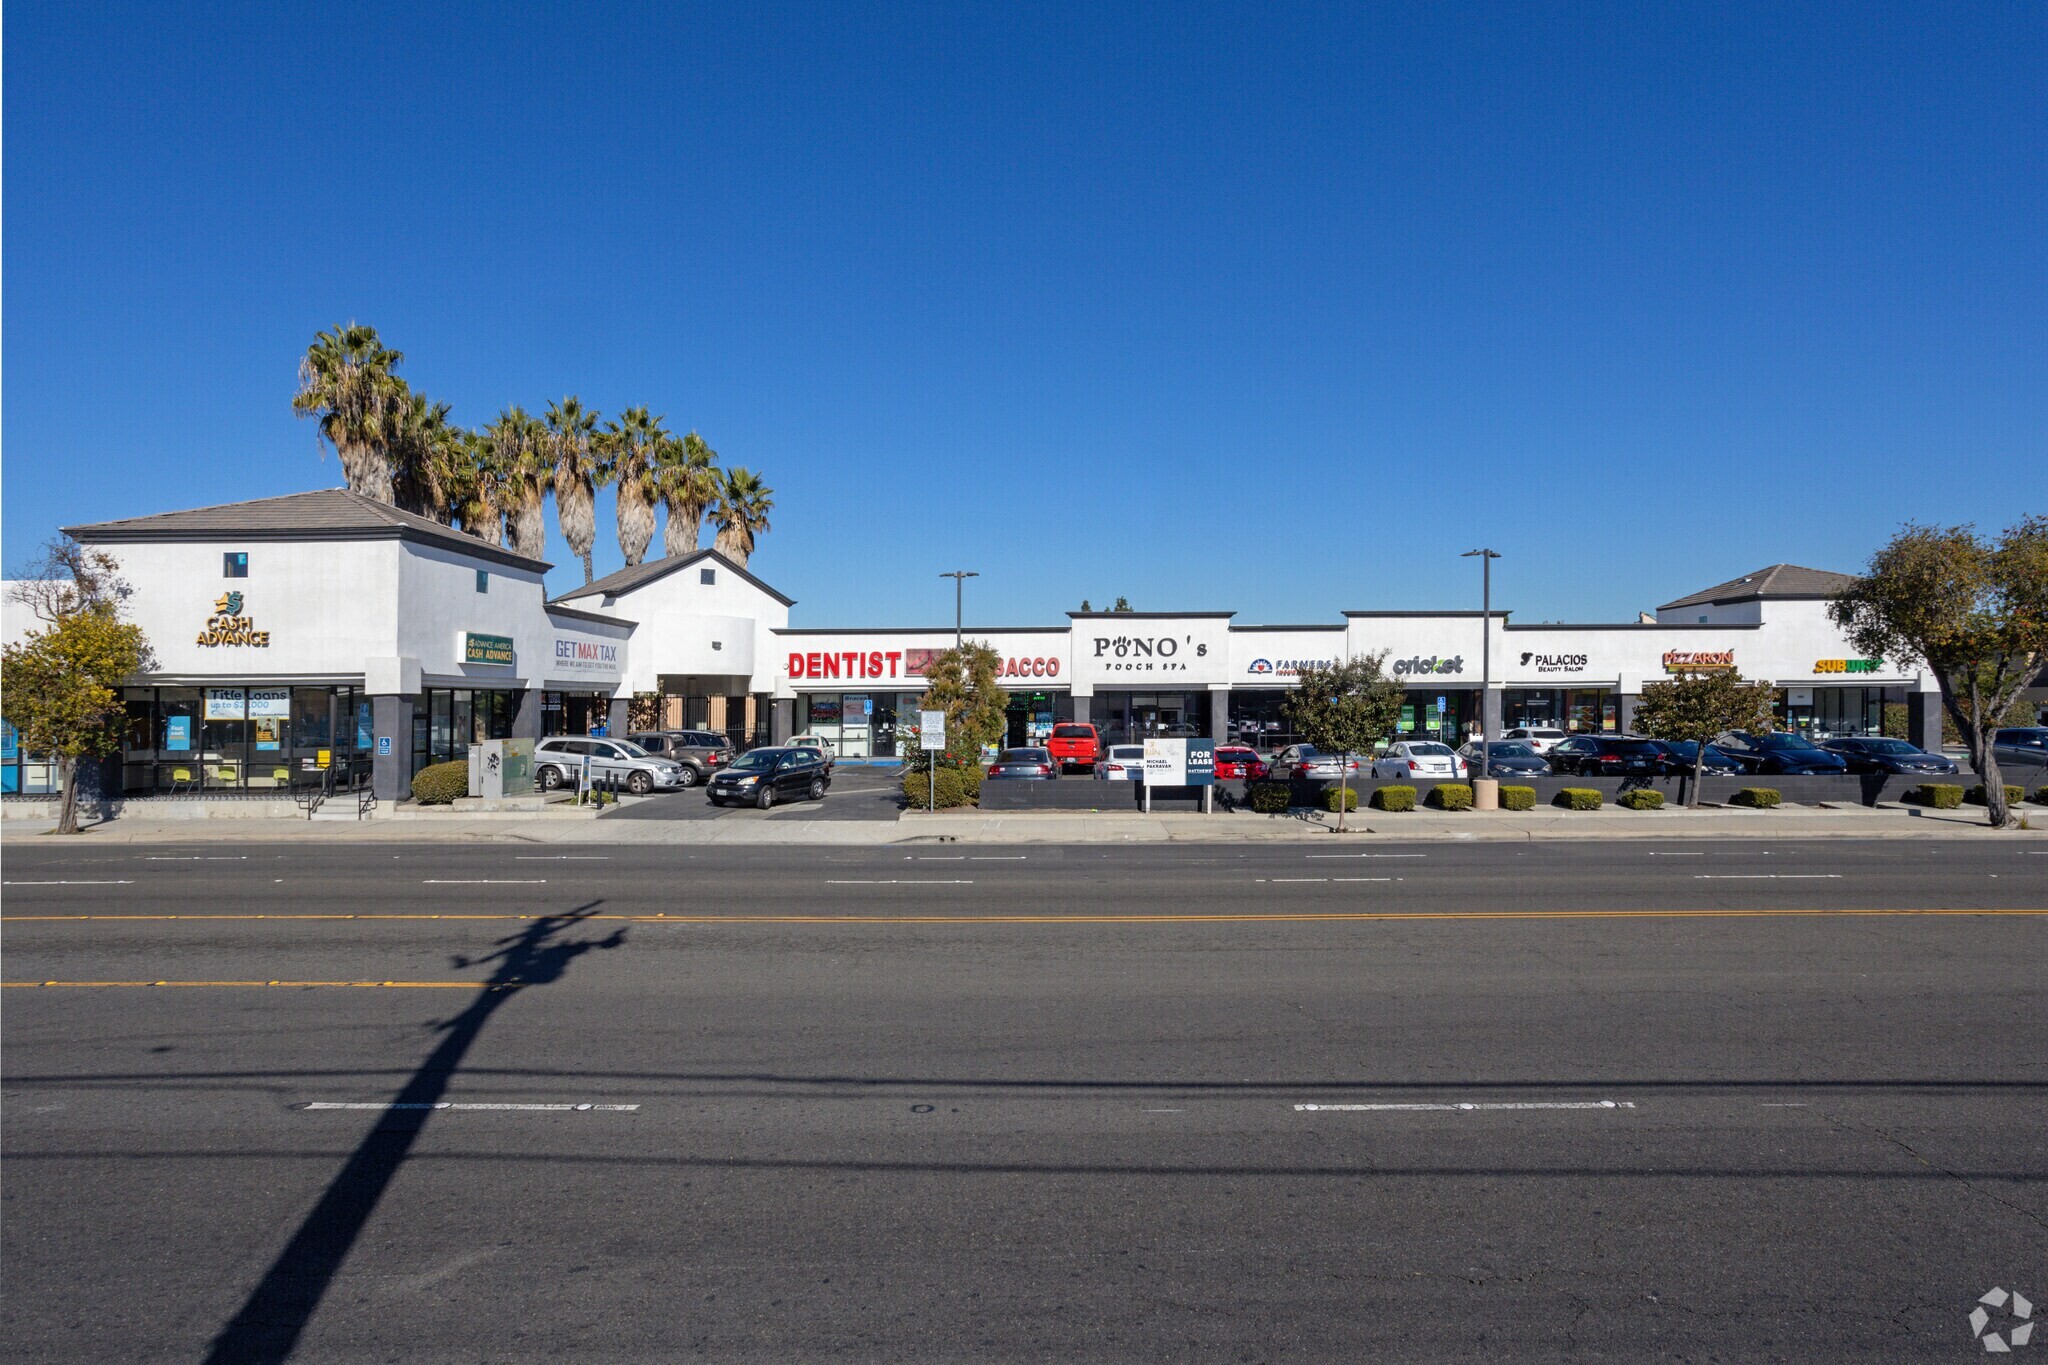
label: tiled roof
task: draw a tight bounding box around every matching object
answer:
[549,547,794,608]
[65,488,550,572]
[1659,564,1856,611]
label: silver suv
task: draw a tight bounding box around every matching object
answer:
[533,737,688,795]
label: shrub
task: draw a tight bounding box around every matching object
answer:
[1428,783,1474,811]
[1555,788,1602,811]
[902,767,969,810]
[410,760,469,806]
[1322,785,1360,813]
[1247,781,1292,814]
[1731,787,1782,809]
[1499,785,1536,812]
[1618,789,1665,810]
[1909,783,1964,809]
[1964,783,2024,807]
[2033,786,2048,806]
[957,765,984,803]
[1370,785,1416,812]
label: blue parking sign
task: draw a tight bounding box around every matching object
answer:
[376,735,392,756]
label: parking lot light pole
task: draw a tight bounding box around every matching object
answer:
[941,571,978,650]
[1462,549,1500,783]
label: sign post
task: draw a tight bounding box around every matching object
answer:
[919,709,946,811]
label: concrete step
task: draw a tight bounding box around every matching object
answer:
[309,806,371,822]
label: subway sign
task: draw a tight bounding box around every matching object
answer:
[1813,658,1883,674]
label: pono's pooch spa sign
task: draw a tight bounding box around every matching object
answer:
[552,633,622,680]
[196,591,270,648]
[1088,633,1210,673]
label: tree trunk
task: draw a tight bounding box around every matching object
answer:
[663,500,701,557]
[1689,740,1705,809]
[617,480,655,566]
[1944,675,2014,828]
[1336,753,1350,833]
[581,549,594,585]
[55,755,82,835]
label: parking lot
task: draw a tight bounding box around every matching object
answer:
[598,761,907,822]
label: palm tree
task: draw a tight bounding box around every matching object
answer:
[652,431,721,557]
[545,397,606,583]
[603,406,667,567]
[388,387,461,521]
[488,406,550,560]
[449,429,508,546]
[293,324,404,501]
[710,466,774,567]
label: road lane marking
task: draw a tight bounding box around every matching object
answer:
[970,856,1028,860]
[513,856,609,860]
[5,908,2043,926]
[1694,875,1842,880]
[1297,1101,1636,1112]
[2,980,526,989]
[1305,854,1427,859]
[826,879,975,885]
[421,879,547,884]
[303,1101,637,1111]
[1646,853,1704,857]
[143,856,247,861]
[2,880,134,886]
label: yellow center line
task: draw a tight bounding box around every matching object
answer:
[1,908,2045,926]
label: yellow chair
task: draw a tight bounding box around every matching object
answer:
[210,762,241,789]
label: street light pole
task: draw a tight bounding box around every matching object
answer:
[940,571,978,650]
[1461,549,1500,781]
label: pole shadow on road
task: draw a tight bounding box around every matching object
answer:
[202,903,626,1365]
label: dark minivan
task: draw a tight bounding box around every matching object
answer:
[706,746,831,809]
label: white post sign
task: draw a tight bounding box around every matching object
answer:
[1141,738,1188,784]
[919,710,947,750]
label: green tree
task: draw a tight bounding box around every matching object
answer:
[1282,653,1405,831]
[487,407,550,560]
[387,387,462,522]
[544,397,606,583]
[449,428,509,546]
[711,466,774,567]
[654,431,721,557]
[913,642,1010,771]
[1112,596,1132,612]
[1079,599,1093,612]
[604,407,667,567]
[293,323,404,501]
[1830,518,2048,828]
[1631,669,1780,807]
[2,539,154,834]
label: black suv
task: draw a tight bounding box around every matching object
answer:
[1544,736,1664,776]
[1821,737,1958,776]
[707,746,832,809]
[1714,732,1851,775]
[626,730,735,788]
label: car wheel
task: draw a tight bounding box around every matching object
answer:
[808,777,826,800]
[674,765,699,788]
[539,765,563,790]
[628,771,652,796]
[756,784,775,810]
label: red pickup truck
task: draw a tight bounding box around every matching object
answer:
[1046,723,1102,773]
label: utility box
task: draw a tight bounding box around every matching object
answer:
[473,738,537,799]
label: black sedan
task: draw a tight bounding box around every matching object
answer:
[1646,740,1744,777]
[1544,736,1664,776]
[1993,728,2048,772]
[1822,736,1959,776]
[1454,741,1551,777]
[986,747,1059,780]
[706,746,832,809]
[1714,732,1851,775]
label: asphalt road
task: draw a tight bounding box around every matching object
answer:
[4,839,2045,1362]
[601,762,907,822]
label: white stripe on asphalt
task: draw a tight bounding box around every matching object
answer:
[1296,1101,1636,1112]
[970,856,1028,860]
[1258,878,1403,883]
[421,879,548,884]
[3,880,135,886]
[1693,875,1842,880]
[303,1102,638,1112]
[514,856,610,860]
[1646,852,1704,856]
[143,856,248,861]
[1305,853,1427,859]
[826,880,975,885]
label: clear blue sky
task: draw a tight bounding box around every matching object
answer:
[6,3,2042,625]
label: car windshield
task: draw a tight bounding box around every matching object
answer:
[1406,743,1454,757]
[1758,734,1822,752]
[997,749,1049,763]
[1488,743,1538,758]
[1999,729,2048,745]
[1051,726,1093,739]
[1860,739,1918,754]
[1609,740,1660,755]
[612,740,650,758]
[1109,747,1145,759]
[730,750,783,771]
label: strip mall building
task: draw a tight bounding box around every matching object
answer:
[2,490,1952,799]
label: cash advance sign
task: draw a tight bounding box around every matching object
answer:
[196,592,269,648]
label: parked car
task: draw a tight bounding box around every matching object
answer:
[1714,731,1852,775]
[1992,728,2048,771]
[1095,744,1147,780]
[1371,740,1467,780]
[787,734,836,774]
[1646,740,1744,777]
[1047,723,1102,772]
[706,745,831,808]
[1821,736,1959,776]
[1544,735,1665,777]
[532,736,689,795]
[1267,744,1362,781]
[1212,745,1268,780]
[626,730,735,787]
[987,747,1059,780]
[1501,727,1570,754]
[1454,741,1550,777]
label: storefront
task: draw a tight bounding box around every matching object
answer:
[115,683,374,792]
[1779,684,1887,737]
[1504,687,1617,733]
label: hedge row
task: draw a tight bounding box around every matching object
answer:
[1730,787,1782,808]
[1618,789,1665,811]
[903,765,986,810]
[410,760,468,805]
[1965,783,2024,807]
[1556,788,1602,811]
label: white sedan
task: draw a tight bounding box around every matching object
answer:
[1094,744,1147,780]
[1370,740,1468,780]
[1501,727,1569,754]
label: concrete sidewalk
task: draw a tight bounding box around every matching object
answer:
[4,802,2040,844]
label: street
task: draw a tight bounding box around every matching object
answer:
[4,839,2045,1361]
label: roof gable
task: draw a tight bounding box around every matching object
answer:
[549,548,795,608]
[1659,564,1856,611]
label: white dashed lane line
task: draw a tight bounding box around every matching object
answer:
[302,1102,638,1112]
[1297,1101,1636,1112]
[3,881,135,886]
[420,879,548,885]
[1694,875,1842,880]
